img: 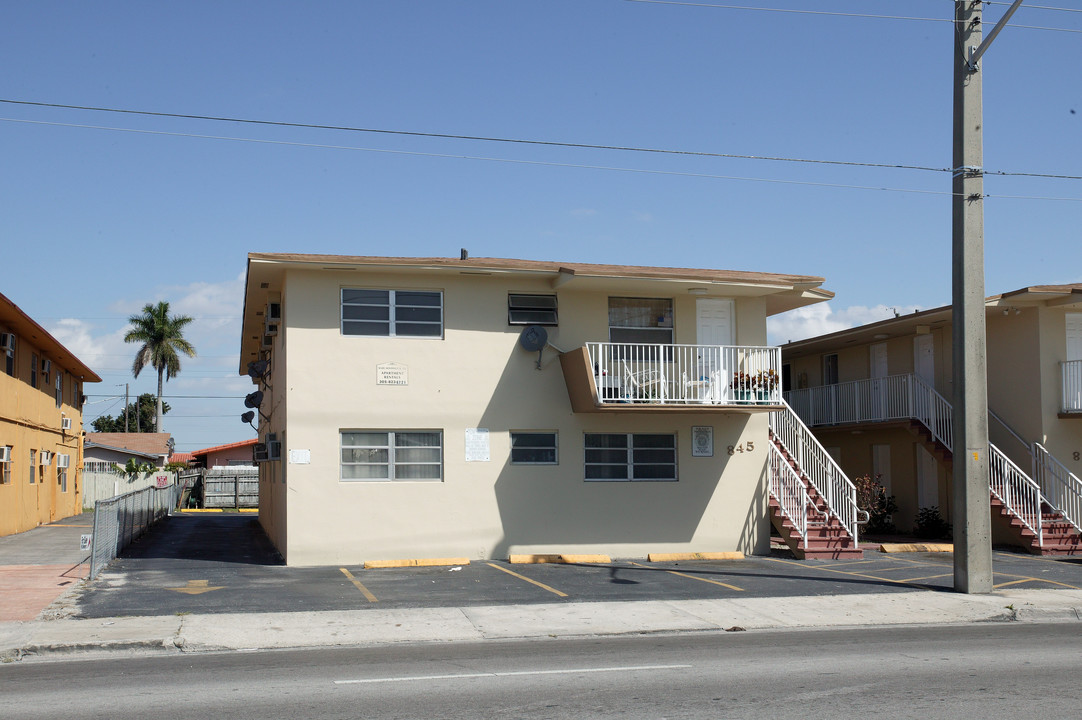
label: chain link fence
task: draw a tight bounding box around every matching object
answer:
[89,483,180,579]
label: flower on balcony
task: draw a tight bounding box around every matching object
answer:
[754,369,779,392]
[730,372,754,391]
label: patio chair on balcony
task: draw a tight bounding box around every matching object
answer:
[622,361,666,402]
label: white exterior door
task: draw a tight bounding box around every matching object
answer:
[872,444,892,496]
[696,299,734,346]
[917,445,939,509]
[914,335,935,384]
[870,343,888,378]
[1067,313,1082,361]
[869,342,889,419]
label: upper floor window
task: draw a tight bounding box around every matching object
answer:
[1,332,14,377]
[341,289,443,338]
[823,353,839,386]
[55,371,63,408]
[608,297,673,345]
[508,294,558,326]
[31,353,39,389]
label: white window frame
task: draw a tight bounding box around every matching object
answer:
[584,432,677,482]
[510,431,558,465]
[341,289,443,338]
[0,447,11,484]
[608,297,674,346]
[508,294,558,326]
[340,430,443,482]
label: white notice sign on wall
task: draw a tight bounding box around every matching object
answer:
[465,428,490,462]
[377,362,408,385]
[289,449,311,465]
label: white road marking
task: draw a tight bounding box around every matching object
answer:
[335,664,693,685]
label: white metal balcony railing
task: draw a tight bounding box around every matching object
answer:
[785,372,1053,544]
[1034,443,1082,532]
[586,342,782,406]
[1064,360,1082,413]
[768,401,862,544]
[769,441,819,544]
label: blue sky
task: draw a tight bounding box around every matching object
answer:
[2,1,1080,450]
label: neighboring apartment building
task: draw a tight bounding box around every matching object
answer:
[0,292,101,536]
[782,284,1082,554]
[187,438,258,468]
[239,253,859,566]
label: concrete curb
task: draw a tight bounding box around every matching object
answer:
[4,588,1082,662]
[880,543,954,553]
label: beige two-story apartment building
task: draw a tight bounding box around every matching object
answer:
[782,284,1082,554]
[0,292,101,536]
[239,253,861,566]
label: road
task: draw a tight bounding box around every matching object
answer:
[5,623,1081,719]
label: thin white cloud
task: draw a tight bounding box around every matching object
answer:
[767,303,923,345]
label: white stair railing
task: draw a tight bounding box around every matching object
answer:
[769,401,862,546]
[909,375,953,450]
[1034,443,1082,532]
[769,442,813,546]
[989,442,1043,547]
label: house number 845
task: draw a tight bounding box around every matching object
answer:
[728,442,755,455]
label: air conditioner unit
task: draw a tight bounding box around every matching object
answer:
[253,442,269,462]
[267,441,282,461]
[0,333,14,353]
[61,417,72,431]
[261,334,274,349]
[42,359,52,375]
[57,454,70,469]
[0,447,10,463]
[267,302,282,321]
[264,319,279,337]
[40,451,52,467]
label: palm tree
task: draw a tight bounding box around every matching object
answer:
[124,301,196,433]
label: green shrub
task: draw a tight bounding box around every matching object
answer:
[914,506,952,540]
[854,474,898,534]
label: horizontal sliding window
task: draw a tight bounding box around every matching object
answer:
[585,433,676,482]
[508,294,558,326]
[341,431,442,481]
[341,289,443,337]
[510,431,558,465]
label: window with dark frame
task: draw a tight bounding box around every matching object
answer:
[1,332,14,377]
[0,448,11,484]
[31,353,38,389]
[608,297,674,346]
[341,289,443,338]
[508,294,558,326]
[28,449,35,484]
[510,432,558,465]
[584,433,677,481]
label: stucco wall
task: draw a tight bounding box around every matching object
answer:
[266,268,773,565]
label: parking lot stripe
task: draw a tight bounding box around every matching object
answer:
[629,562,744,591]
[895,573,954,583]
[486,562,568,597]
[992,575,1080,590]
[764,557,912,586]
[340,568,378,602]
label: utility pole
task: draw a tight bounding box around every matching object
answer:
[124,383,130,433]
[952,0,1024,593]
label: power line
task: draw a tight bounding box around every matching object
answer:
[0,99,947,174]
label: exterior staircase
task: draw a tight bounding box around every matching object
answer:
[768,404,865,559]
[787,372,1082,557]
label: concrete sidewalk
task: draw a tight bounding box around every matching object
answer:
[3,586,1081,662]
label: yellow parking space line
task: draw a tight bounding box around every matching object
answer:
[486,562,568,598]
[340,568,378,603]
[896,573,954,583]
[630,562,743,591]
[992,574,1079,590]
[764,556,914,586]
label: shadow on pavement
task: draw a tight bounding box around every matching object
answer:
[119,513,283,566]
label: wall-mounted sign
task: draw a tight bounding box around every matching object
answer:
[377,362,408,386]
[80,534,92,551]
[155,474,170,488]
[289,449,311,465]
[465,428,490,462]
[691,426,714,457]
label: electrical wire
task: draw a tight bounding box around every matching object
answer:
[0,99,948,174]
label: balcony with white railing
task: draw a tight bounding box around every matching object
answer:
[559,343,782,412]
[1063,360,1082,414]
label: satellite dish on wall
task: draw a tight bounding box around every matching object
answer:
[241,411,255,424]
[519,326,549,370]
[244,390,264,409]
[247,360,269,379]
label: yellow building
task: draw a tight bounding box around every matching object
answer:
[239,254,857,565]
[0,291,101,536]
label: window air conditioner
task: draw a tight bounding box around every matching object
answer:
[267,441,282,461]
[61,417,72,431]
[57,454,70,469]
[42,359,52,374]
[0,447,10,463]
[261,334,274,349]
[267,302,282,321]
[253,442,269,462]
[0,333,14,353]
[264,319,278,337]
[40,451,52,467]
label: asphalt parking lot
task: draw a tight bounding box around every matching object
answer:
[70,513,1082,619]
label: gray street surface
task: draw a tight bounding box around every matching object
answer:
[5,623,1082,719]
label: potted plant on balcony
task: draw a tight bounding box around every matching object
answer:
[754,369,779,404]
[730,372,754,404]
